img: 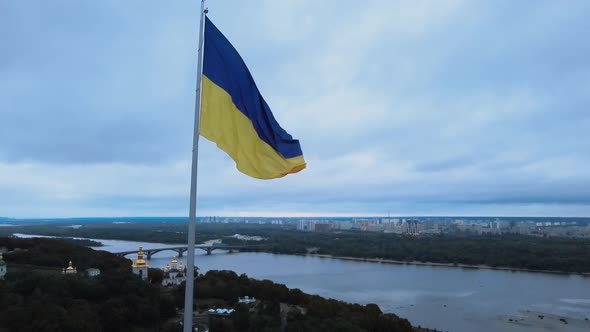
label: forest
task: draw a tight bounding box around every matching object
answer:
[228,231,590,273]
[0,238,177,332]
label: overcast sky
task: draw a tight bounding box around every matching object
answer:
[1,0,589,218]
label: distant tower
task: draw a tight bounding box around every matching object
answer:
[132,247,149,280]
[0,253,6,279]
[62,260,77,275]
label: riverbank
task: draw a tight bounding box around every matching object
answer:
[1,237,424,332]
[12,232,590,276]
[6,222,590,275]
[8,234,590,332]
[309,254,590,277]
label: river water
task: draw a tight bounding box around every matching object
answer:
[15,234,590,332]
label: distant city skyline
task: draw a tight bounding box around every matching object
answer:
[1,0,589,218]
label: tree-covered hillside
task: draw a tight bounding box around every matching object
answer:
[0,237,428,332]
[0,238,176,332]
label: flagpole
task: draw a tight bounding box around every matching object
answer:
[184,1,206,331]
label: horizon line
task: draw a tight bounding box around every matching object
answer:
[3,214,590,221]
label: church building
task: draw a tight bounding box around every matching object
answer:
[161,256,186,286]
[132,247,149,280]
[62,260,77,274]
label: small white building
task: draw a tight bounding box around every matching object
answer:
[161,257,186,286]
[132,247,149,280]
[238,296,256,304]
[0,253,6,279]
[85,268,101,277]
[207,308,235,316]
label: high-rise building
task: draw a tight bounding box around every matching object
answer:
[297,220,315,231]
[314,223,332,232]
[406,219,420,235]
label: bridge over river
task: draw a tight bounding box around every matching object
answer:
[115,244,250,259]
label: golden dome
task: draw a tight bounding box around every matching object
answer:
[64,260,77,274]
[132,247,148,268]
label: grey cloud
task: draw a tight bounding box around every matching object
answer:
[1,0,590,217]
[0,0,199,164]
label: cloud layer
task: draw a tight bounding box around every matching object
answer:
[1,0,589,218]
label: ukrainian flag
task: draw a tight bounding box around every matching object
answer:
[200,17,306,179]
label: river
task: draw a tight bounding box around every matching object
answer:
[14,234,590,332]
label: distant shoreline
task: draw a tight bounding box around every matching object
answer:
[308,254,590,277]
[10,232,590,276]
